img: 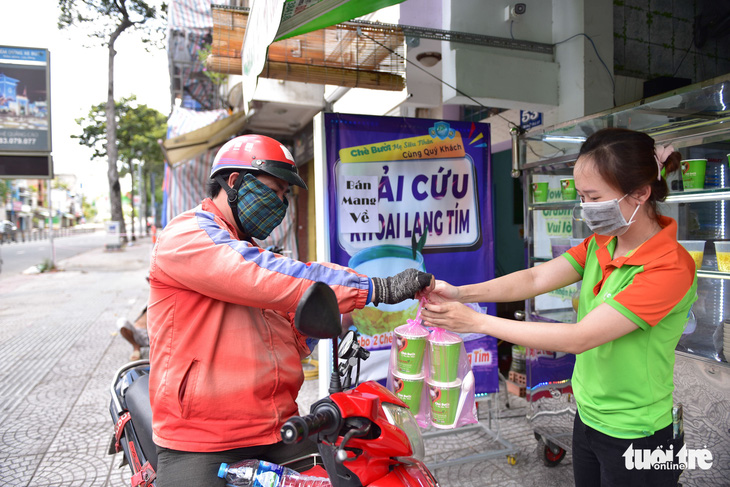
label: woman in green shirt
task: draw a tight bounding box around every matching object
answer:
[421,128,696,486]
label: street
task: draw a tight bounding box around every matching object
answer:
[0,229,113,280]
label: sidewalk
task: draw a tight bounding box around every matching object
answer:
[0,237,568,487]
[0,237,718,486]
[0,239,153,487]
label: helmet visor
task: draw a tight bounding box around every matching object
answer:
[252,159,308,189]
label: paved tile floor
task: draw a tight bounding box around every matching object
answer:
[295,369,576,487]
[0,236,724,486]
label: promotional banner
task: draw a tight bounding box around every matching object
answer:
[0,46,50,153]
[0,45,52,179]
[323,113,495,382]
[525,348,575,393]
[463,333,499,395]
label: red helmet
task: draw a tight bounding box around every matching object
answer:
[210,134,307,189]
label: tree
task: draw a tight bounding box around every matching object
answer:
[0,180,9,204]
[75,96,166,239]
[58,0,166,241]
[82,197,99,222]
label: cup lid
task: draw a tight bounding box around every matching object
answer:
[394,324,429,337]
[427,377,462,388]
[393,371,425,380]
[428,334,462,345]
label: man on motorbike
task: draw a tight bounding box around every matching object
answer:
[147,134,433,487]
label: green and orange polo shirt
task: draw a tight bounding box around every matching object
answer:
[563,216,697,439]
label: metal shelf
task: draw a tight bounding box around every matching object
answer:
[697,270,730,280]
[665,189,730,203]
[527,189,730,210]
[528,200,578,211]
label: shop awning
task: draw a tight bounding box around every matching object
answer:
[207,6,405,92]
[161,109,250,166]
[273,0,407,41]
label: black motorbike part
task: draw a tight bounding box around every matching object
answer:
[337,331,370,364]
[294,281,348,394]
[109,360,157,486]
[337,330,370,389]
[336,420,371,463]
[126,374,158,470]
[319,442,363,487]
[281,399,342,445]
[295,282,342,339]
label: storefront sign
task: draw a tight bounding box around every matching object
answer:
[320,113,496,385]
[338,174,378,233]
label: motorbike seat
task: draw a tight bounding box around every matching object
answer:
[126,373,158,471]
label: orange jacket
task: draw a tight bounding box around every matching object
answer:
[147,199,370,451]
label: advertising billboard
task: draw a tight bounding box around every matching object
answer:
[320,113,496,384]
[0,45,52,178]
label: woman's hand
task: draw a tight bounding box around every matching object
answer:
[417,279,459,302]
[421,300,482,334]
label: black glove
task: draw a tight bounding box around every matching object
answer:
[371,268,433,306]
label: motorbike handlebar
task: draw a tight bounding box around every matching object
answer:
[281,403,340,444]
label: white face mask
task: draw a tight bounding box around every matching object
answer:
[573,194,640,236]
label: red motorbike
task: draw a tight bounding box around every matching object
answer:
[278,281,439,487]
[108,282,438,486]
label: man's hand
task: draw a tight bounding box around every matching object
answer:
[371,269,434,305]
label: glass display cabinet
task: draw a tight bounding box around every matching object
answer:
[517,73,730,364]
[514,74,730,482]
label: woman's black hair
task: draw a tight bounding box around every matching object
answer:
[577,128,682,219]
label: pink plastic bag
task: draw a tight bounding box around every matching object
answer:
[387,300,477,429]
[425,327,477,429]
[387,300,431,427]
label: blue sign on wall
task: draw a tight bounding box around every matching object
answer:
[520,110,543,130]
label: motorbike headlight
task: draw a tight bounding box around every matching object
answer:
[381,402,425,460]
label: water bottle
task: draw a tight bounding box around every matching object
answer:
[218,458,331,487]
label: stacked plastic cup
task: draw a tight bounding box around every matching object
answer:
[392,324,429,414]
[426,332,462,428]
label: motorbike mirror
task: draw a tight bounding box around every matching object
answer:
[295,282,342,339]
[338,330,357,359]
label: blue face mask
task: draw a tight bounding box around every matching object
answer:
[234,173,288,240]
